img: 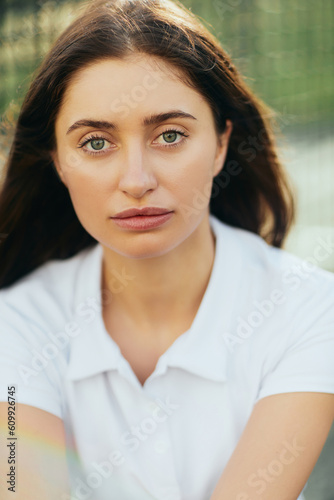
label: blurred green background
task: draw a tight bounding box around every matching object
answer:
[0,1,333,498]
[0,0,333,124]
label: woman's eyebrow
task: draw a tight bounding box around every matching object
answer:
[143,111,197,126]
[66,110,197,135]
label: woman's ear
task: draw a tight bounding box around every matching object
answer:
[213,119,233,177]
[50,151,67,187]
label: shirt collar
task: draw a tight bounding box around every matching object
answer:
[66,215,242,383]
[66,242,122,381]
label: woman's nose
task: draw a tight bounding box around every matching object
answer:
[117,143,158,198]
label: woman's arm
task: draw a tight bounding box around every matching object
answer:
[210,392,334,500]
[0,403,70,499]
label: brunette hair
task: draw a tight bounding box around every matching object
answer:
[0,0,294,289]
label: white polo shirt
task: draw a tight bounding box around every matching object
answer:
[1,214,334,500]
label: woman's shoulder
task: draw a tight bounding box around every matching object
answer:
[0,243,100,328]
[0,245,101,418]
[212,219,334,399]
[0,243,101,413]
[211,216,334,337]
[212,215,334,288]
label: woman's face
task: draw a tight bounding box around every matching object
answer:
[52,54,232,259]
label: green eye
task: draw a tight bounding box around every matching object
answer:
[163,131,178,143]
[77,135,112,155]
[90,139,105,150]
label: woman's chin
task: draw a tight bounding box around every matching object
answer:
[101,236,183,261]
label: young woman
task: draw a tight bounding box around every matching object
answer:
[0,0,333,499]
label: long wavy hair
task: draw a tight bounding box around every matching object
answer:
[0,0,295,289]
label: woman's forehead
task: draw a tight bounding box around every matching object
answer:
[65,53,186,94]
[56,55,209,128]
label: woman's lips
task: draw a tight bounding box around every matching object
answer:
[112,207,172,218]
[111,212,173,230]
